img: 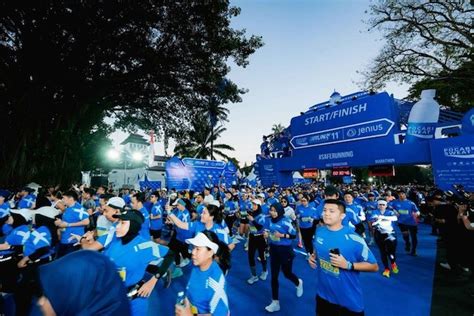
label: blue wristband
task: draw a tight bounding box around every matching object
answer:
[346,261,353,270]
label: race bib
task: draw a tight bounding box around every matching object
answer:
[319,258,340,276]
[269,232,280,242]
[398,209,409,215]
[118,267,126,282]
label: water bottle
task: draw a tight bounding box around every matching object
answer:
[405,89,440,143]
[176,291,185,306]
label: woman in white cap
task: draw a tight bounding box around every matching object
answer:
[175,231,230,316]
[369,199,399,278]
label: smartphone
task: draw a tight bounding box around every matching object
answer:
[329,248,340,256]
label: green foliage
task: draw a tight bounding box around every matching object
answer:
[361,0,473,110]
[0,1,262,186]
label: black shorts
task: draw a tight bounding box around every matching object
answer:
[398,223,417,233]
[240,218,249,224]
[150,229,162,239]
[316,295,364,316]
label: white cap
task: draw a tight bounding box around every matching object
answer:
[377,200,388,206]
[107,197,125,209]
[203,195,215,204]
[257,193,265,198]
[162,188,168,192]
[186,232,219,254]
[209,200,221,208]
[251,199,261,206]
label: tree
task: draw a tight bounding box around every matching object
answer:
[271,123,285,135]
[361,1,472,111]
[0,1,263,186]
[173,117,234,160]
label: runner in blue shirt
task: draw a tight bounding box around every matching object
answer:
[131,192,151,240]
[266,189,278,206]
[309,199,378,315]
[390,189,420,256]
[176,231,230,316]
[223,192,238,237]
[104,209,169,316]
[54,190,90,258]
[296,194,318,256]
[257,193,270,215]
[256,203,303,313]
[245,199,268,284]
[168,198,193,268]
[344,192,366,236]
[369,200,399,278]
[18,187,36,209]
[237,193,252,248]
[149,191,164,244]
[364,193,378,245]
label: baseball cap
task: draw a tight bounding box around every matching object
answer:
[257,193,265,198]
[185,232,218,254]
[172,198,187,207]
[252,199,262,206]
[112,209,144,224]
[209,200,221,208]
[106,197,126,210]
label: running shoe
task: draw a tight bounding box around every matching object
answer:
[439,262,451,270]
[382,269,390,278]
[163,269,172,288]
[260,271,268,280]
[296,279,303,297]
[391,263,399,274]
[265,300,280,312]
[247,276,259,285]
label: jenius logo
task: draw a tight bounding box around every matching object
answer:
[443,146,474,159]
[319,258,340,275]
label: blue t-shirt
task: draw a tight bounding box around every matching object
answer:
[223,200,237,215]
[364,201,378,217]
[97,222,118,249]
[0,202,10,219]
[342,205,361,228]
[261,204,270,216]
[18,194,36,209]
[196,204,205,216]
[186,261,229,316]
[175,209,193,242]
[258,216,296,246]
[266,197,278,206]
[313,225,377,313]
[389,199,419,226]
[188,222,230,245]
[249,213,266,235]
[60,202,88,244]
[314,201,325,220]
[150,203,163,231]
[138,207,151,239]
[24,226,52,258]
[1,225,30,256]
[239,200,252,218]
[296,204,317,229]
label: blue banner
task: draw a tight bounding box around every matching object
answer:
[165,157,238,191]
[430,135,474,191]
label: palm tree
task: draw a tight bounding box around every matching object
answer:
[272,123,285,135]
[173,117,234,160]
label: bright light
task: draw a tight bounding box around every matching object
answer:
[132,152,143,161]
[368,177,374,183]
[107,149,120,160]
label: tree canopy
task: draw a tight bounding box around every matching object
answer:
[362,0,472,111]
[0,1,263,186]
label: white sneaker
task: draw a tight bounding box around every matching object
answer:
[260,271,268,280]
[247,276,259,285]
[178,258,190,268]
[296,278,303,297]
[439,262,451,270]
[265,300,280,312]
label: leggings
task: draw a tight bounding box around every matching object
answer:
[248,234,267,274]
[224,214,237,236]
[168,236,190,265]
[270,244,299,300]
[300,223,316,254]
[374,231,397,269]
[398,224,417,253]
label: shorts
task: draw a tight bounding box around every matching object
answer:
[150,229,162,239]
[240,218,249,224]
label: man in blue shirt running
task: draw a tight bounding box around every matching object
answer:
[309,199,378,315]
[390,189,420,256]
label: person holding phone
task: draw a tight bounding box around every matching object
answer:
[308,199,378,315]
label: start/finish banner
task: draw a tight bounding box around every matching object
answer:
[165,157,238,191]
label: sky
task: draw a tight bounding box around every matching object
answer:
[111,0,409,166]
